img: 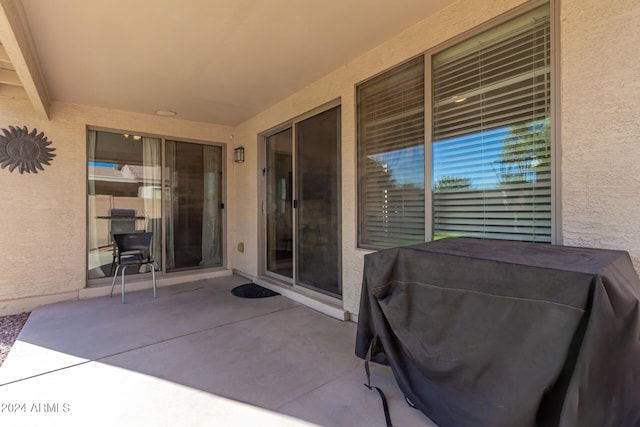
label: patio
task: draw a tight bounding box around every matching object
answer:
[0,275,434,426]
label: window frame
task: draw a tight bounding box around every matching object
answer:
[258,99,344,299]
[356,0,559,249]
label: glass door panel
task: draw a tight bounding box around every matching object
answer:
[165,141,223,272]
[265,129,293,278]
[87,130,162,279]
[296,106,341,297]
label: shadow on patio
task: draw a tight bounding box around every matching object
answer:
[0,275,434,426]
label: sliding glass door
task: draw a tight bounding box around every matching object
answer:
[263,104,341,298]
[87,130,224,281]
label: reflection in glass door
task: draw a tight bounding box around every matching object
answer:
[265,129,293,278]
[87,131,224,282]
[87,130,162,280]
[166,141,223,272]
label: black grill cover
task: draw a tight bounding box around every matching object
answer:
[355,238,640,427]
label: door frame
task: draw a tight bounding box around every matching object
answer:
[258,99,342,299]
[86,127,228,285]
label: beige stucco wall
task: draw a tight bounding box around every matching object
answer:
[560,0,640,267]
[0,100,84,308]
[0,99,234,314]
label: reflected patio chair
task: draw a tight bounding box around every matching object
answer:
[109,208,138,275]
[110,232,157,304]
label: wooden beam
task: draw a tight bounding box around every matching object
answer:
[0,0,49,119]
[0,83,26,98]
[0,43,10,62]
[0,67,20,85]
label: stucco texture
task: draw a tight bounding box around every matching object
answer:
[560,0,640,270]
[0,100,84,302]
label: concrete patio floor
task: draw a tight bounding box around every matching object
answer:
[0,275,435,426]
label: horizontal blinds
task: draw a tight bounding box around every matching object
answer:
[432,5,552,243]
[358,57,425,248]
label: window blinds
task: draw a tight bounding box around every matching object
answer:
[432,5,552,242]
[358,57,425,248]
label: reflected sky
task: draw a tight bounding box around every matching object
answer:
[88,161,117,168]
[369,120,549,191]
[432,126,509,190]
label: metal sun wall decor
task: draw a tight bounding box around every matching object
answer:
[0,125,56,174]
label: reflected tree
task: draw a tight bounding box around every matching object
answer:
[361,156,425,246]
[433,176,472,192]
[495,118,550,186]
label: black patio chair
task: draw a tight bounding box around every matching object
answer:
[108,208,138,275]
[110,232,157,304]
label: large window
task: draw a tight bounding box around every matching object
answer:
[357,4,553,249]
[432,4,552,242]
[357,57,425,248]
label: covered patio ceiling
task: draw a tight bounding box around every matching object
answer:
[0,0,456,126]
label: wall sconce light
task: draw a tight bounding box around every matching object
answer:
[234,146,245,163]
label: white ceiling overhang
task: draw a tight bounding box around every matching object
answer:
[0,0,457,126]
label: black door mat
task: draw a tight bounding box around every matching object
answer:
[231,283,280,298]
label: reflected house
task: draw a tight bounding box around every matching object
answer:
[88,163,162,279]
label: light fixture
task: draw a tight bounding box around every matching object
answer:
[155,109,177,117]
[452,95,467,103]
[234,146,245,163]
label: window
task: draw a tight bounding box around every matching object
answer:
[357,57,425,249]
[431,4,552,242]
[356,4,554,249]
